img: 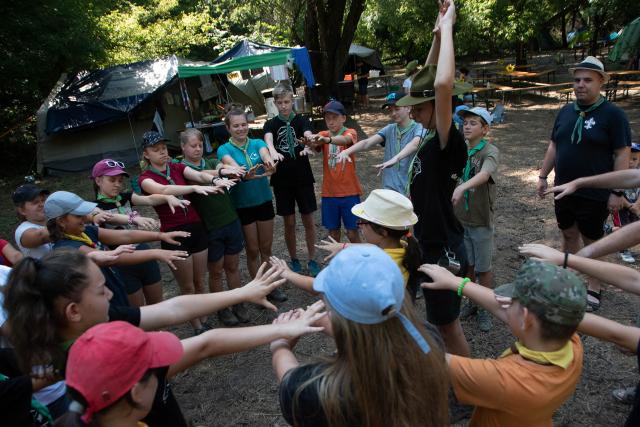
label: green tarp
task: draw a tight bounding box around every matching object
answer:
[610,17,640,63]
[177,50,291,78]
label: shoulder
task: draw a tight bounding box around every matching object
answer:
[0,240,7,250]
[121,191,133,203]
[249,138,267,148]
[84,225,100,239]
[601,101,630,120]
[169,162,186,173]
[412,123,425,136]
[204,158,218,169]
[379,123,393,134]
[344,128,357,142]
[485,143,500,156]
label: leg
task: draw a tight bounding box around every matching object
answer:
[170,256,202,330]
[283,214,297,260]
[437,319,471,357]
[328,229,341,242]
[301,212,317,260]
[223,253,242,290]
[207,258,225,293]
[345,228,360,243]
[142,282,163,305]
[581,234,602,293]
[127,289,145,308]
[242,222,260,279]
[257,219,275,265]
[191,249,209,324]
[560,223,583,253]
[342,196,361,244]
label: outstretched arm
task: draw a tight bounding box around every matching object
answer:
[577,221,640,258]
[547,169,640,200]
[578,313,640,353]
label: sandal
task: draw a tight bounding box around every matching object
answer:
[586,290,601,312]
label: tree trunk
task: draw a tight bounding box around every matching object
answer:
[303,0,366,97]
[561,12,567,48]
[589,12,601,56]
[515,41,527,65]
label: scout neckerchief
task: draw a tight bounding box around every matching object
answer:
[500,338,574,369]
[180,158,206,171]
[461,138,488,211]
[278,112,297,158]
[96,193,126,214]
[571,95,605,144]
[63,232,97,249]
[328,126,348,169]
[0,373,53,425]
[394,120,417,170]
[147,163,187,211]
[229,138,254,168]
[405,128,436,194]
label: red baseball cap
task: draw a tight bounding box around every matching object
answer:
[66,321,183,422]
[90,159,129,179]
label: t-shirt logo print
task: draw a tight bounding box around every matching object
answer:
[277,126,297,153]
[412,157,422,180]
[584,117,596,130]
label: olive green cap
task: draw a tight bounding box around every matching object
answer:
[397,65,472,107]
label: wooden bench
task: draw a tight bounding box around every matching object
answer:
[558,88,573,103]
[616,81,640,98]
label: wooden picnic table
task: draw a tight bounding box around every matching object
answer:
[609,70,640,80]
[498,68,557,83]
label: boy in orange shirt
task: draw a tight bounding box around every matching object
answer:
[310,101,362,243]
[420,259,586,426]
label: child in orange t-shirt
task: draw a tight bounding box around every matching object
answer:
[310,101,362,243]
[420,259,586,426]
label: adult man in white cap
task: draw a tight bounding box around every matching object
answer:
[537,56,631,311]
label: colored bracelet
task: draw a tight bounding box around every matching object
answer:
[457,277,471,297]
[128,210,139,226]
[563,251,569,269]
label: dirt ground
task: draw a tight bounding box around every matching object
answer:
[0,92,639,426]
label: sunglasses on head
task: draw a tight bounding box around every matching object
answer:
[105,160,125,168]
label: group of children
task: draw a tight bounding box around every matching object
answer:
[1,1,638,426]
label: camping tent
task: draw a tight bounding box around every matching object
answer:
[37,56,197,174]
[610,17,640,63]
[212,40,288,64]
[345,44,385,74]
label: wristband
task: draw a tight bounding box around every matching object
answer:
[563,251,569,269]
[328,137,333,145]
[538,176,547,180]
[128,210,139,226]
[457,277,471,297]
[611,190,624,197]
[342,242,347,250]
[219,169,226,178]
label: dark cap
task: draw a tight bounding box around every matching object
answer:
[12,184,49,205]
[631,143,640,153]
[495,260,586,326]
[323,100,346,116]
[141,131,171,149]
[382,91,405,108]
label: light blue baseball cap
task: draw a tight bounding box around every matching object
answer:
[313,245,430,353]
[44,191,97,220]
[458,106,492,125]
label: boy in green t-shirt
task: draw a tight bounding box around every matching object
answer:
[178,128,248,326]
[452,107,499,332]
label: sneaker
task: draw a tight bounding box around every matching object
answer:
[267,287,288,303]
[477,308,493,332]
[460,300,478,320]
[620,250,636,263]
[289,258,302,273]
[218,308,239,326]
[612,386,636,404]
[232,303,251,323]
[307,260,321,277]
[604,223,614,235]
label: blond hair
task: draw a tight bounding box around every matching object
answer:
[291,299,449,426]
[273,82,294,100]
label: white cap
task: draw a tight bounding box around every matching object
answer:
[458,106,493,125]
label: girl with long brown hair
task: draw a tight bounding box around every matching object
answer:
[270,245,449,426]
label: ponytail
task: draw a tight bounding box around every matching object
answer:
[46,217,66,243]
[3,250,91,373]
[401,233,422,275]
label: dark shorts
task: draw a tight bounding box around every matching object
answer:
[554,195,609,241]
[408,242,468,326]
[236,200,275,226]
[113,243,162,294]
[161,222,208,255]
[321,195,360,230]
[358,78,368,95]
[207,219,244,262]
[273,184,317,216]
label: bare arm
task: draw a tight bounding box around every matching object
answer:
[433,3,456,149]
[577,221,640,258]
[343,134,384,156]
[17,227,50,249]
[140,177,216,197]
[537,141,556,198]
[578,313,640,353]
[269,256,316,295]
[451,172,491,206]
[2,243,23,265]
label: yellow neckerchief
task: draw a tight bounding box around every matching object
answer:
[138,422,149,427]
[383,241,409,285]
[500,339,574,369]
[63,232,97,248]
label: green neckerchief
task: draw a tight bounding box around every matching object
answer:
[328,126,349,169]
[148,164,176,185]
[181,158,205,171]
[461,138,488,211]
[395,120,417,170]
[571,96,605,144]
[0,373,53,424]
[229,138,254,168]
[96,193,126,215]
[278,112,297,159]
[405,129,436,194]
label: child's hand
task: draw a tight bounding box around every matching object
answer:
[518,243,564,265]
[270,150,285,163]
[242,262,287,311]
[213,177,236,191]
[192,185,219,195]
[269,256,293,280]
[220,165,246,179]
[374,158,398,176]
[275,300,326,341]
[91,210,113,226]
[166,195,191,214]
[544,181,578,200]
[156,249,189,270]
[335,151,352,164]
[438,0,456,28]
[300,146,315,157]
[315,236,346,262]
[451,186,465,206]
[133,216,160,231]
[418,264,458,290]
[495,294,513,309]
[160,231,189,245]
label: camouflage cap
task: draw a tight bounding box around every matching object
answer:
[494,260,586,326]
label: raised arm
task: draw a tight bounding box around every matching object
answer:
[433,1,456,149]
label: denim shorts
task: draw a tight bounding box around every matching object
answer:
[321,195,360,230]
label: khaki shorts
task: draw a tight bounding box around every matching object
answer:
[463,225,494,273]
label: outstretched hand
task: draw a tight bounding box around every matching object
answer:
[242,262,287,311]
[544,182,576,200]
[272,300,326,344]
[518,243,564,265]
[373,158,398,176]
[166,195,190,214]
[417,264,458,291]
[315,236,346,262]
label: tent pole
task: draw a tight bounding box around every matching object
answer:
[180,79,196,126]
[127,114,141,163]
